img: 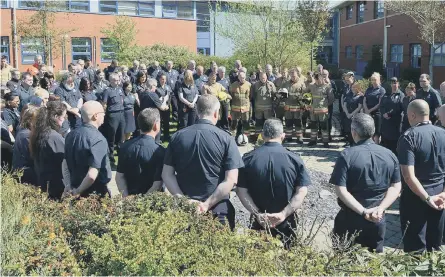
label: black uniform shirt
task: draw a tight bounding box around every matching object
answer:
[416,86,442,122]
[13,84,34,111]
[164,119,244,201]
[345,94,363,114]
[12,128,32,170]
[218,78,230,92]
[117,134,165,195]
[401,95,416,132]
[179,83,198,104]
[102,86,124,113]
[6,79,20,92]
[92,80,110,97]
[156,85,172,99]
[54,83,82,108]
[123,93,136,110]
[364,85,386,110]
[140,91,163,110]
[2,107,20,133]
[82,91,98,102]
[330,139,401,208]
[397,122,445,189]
[238,142,311,213]
[33,129,65,198]
[193,74,208,92]
[133,83,147,96]
[64,124,111,195]
[380,90,404,140]
[164,69,179,89]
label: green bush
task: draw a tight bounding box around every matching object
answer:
[1,173,444,276]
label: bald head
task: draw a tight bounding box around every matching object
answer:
[81,101,105,127]
[407,99,430,126]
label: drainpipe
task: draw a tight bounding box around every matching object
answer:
[12,6,18,68]
[383,9,387,68]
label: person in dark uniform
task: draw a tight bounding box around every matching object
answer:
[265,64,276,83]
[83,57,96,85]
[193,66,208,92]
[13,72,34,112]
[330,113,401,253]
[29,101,67,199]
[417,74,442,124]
[64,101,111,197]
[123,82,139,141]
[162,94,244,229]
[128,60,139,82]
[148,61,162,79]
[79,77,97,102]
[379,77,404,155]
[12,106,38,185]
[401,82,417,133]
[237,118,310,246]
[229,60,242,84]
[178,70,199,129]
[322,69,337,141]
[363,72,385,144]
[105,59,118,81]
[6,69,20,92]
[116,108,165,196]
[54,73,83,130]
[2,93,20,136]
[397,99,445,253]
[92,70,110,100]
[101,73,125,170]
[163,61,179,119]
[205,61,218,77]
[156,73,172,141]
[340,72,355,141]
[217,66,230,91]
[342,82,363,147]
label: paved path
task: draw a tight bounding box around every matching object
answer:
[107,100,403,251]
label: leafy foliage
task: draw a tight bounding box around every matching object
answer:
[363,46,386,79]
[1,173,444,276]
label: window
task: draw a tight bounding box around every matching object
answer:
[356,1,365,23]
[163,1,193,19]
[197,1,210,32]
[390,44,403,63]
[410,44,421,68]
[345,46,352,58]
[198,48,211,56]
[66,0,89,11]
[20,37,45,64]
[433,43,445,66]
[19,0,43,8]
[99,1,154,16]
[346,4,353,20]
[356,45,364,59]
[1,0,8,8]
[71,38,91,62]
[374,0,384,19]
[1,37,10,63]
[101,38,116,62]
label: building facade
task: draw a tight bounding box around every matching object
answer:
[333,0,445,87]
[1,0,202,71]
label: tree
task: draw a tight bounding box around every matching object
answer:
[296,0,331,71]
[363,45,386,79]
[214,0,323,72]
[17,0,75,66]
[101,16,139,64]
[385,1,445,82]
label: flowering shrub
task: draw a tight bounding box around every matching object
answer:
[1,173,444,276]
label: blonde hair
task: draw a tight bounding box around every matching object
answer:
[35,87,49,98]
[406,82,416,91]
[184,70,194,86]
[370,72,381,83]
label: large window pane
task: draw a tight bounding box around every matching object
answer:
[118,1,137,15]
[1,37,10,63]
[21,37,45,65]
[100,0,117,13]
[177,1,193,18]
[139,0,155,16]
[71,37,91,62]
[69,0,89,11]
[101,38,116,62]
[19,0,43,8]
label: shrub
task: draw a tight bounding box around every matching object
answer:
[1,173,444,276]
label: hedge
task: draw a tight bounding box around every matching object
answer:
[1,172,444,276]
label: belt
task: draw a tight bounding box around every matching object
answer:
[313,108,328,114]
[107,110,124,114]
[284,105,301,112]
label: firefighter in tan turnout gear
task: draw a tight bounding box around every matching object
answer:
[274,68,289,121]
[229,71,251,142]
[252,72,276,136]
[307,72,334,148]
[281,68,306,143]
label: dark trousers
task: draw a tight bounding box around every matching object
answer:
[370,111,382,136]
[105,111,125,164]
[327,104,333,138]
[160,109,170,140]
[250,214,297,248]
[171,92,179,120]
[338,99,345,136]
[333,208,386,253]
[179,107,196,129]
[217,101,229,130]
[400,185,445,253]
[211,199,235,231]
[380,138,398,156]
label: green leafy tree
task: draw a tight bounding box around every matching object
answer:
[17,0,75,65]
[101,16,139,64]
[296,0,331,71]
[214,0,317,71]
[363,45,386,79]
[385,1,445,82]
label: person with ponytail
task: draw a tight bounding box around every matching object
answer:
[29,101,67,199]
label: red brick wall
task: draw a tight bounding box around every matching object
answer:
[337,2,445,88]
[1,9,197,72]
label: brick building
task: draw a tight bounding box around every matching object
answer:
[333,0,445,87]
[0,0,200,72]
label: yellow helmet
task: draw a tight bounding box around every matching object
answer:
[301,92,312,106]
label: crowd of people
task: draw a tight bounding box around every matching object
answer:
[1,53,445,254]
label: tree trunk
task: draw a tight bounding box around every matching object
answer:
[310,42,313,71]
[429,44,434,83]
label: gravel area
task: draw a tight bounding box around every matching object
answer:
[231,169,340,228]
